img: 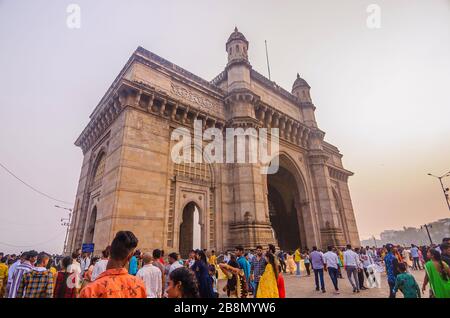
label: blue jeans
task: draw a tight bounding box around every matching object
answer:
[295,262,301,276]
[314,268,325,290]
[328,267,339,291]
[253,281,259,298]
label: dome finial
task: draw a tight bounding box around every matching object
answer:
[234,26,238,32]
[297,73,300,79]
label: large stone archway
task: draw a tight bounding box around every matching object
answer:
[266,153,312,251]
[67,29,361,255]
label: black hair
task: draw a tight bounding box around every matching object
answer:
[153,249,162,259]
[196,250,208,264]
[102,246,111,258]
[235,246,244,252]
[265,252,279,281]
[1,256,7,263]
[346,244,352,250]
[169,267,200,298]
[91,256,100,266]
[61,256,72,269]
[268,244,276,254]
[327,246,333,251]
[398,262,407,272]
[110,231,139,261]
[36,252,50,265]
[25,250,38,260]
[168,252,178,260]
[312,246,318,251]
[429,248,449,281]
[71,252,79,259]
[256,245,263,250]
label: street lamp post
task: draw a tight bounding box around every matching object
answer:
[55,205,73,254]
[421,224,433,245]
[427,171,450,211]
[372,235,377,248]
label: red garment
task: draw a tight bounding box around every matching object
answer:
[159,257,165,265]
[54,272,77,298]
[277,273,286,298]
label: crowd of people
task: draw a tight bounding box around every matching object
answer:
[1,232,449,299]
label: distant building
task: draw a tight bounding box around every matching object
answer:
[361,218,450,247]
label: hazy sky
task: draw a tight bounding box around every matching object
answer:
[1,0,449,254]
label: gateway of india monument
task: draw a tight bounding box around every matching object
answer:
[66,28,360,256]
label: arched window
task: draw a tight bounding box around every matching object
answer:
[91,153,106,189]
[236,45,239,52]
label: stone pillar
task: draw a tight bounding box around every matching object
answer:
[224,90,277,250]
[307,131,346,248]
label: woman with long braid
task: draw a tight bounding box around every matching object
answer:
[422,248,450,298]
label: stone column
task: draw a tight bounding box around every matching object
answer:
[307,130,346,248]
[224,90,277,250]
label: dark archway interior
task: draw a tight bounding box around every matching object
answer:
[85,207,97,244]
[179,202,198,258]
[267,165,301,252]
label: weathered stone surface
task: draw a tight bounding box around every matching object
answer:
[66,28,359,256]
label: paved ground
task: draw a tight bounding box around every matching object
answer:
[218,269,428,298]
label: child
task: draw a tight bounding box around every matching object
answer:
[393,262,421,298]
[208,264,219,298]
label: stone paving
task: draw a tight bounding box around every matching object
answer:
[218,269,429,298]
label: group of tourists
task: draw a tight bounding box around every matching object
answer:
[1,233,449,298]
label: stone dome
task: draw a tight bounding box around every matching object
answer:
[226,27,248,46]
[292,73,310,90]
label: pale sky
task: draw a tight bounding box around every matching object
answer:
[1,0,449,254]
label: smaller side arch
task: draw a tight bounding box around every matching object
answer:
[84,206,97,244]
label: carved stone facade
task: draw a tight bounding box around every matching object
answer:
[66,28,360,256]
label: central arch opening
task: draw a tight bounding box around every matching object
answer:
[179,202,201,258]
[267,156,305,251]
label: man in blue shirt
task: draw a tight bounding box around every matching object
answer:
[410,244,421,270]
[235,246,250,288]
[384,244,399,298]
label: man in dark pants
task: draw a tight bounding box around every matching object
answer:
[310,246,326,293]
[250,245,266,297]
[384,244,399,298]
[323,246,340,294]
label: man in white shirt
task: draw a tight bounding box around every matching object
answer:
[136,252,162,298]
[323,246,340,294]
[80,252,91,276]
[168,253,183,275]
[92,246,110,281]
[343,244,361,293]
[164,252,183,295]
